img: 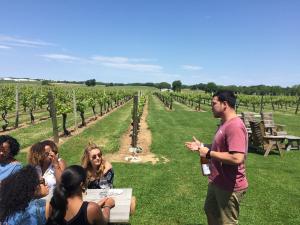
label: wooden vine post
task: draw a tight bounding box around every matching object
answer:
[295,96,300,114]
[131,95,138,148]
[14,86,19,128]
[73,90,78,133]
[260,94,264,114]
[48,91,59,143]
[198,95,201,111]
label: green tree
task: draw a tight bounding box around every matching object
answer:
[85,79,96,86]
[157,82,171,90]
[41,80,50,85]
[206,82,217,93]
[172,80,182,92]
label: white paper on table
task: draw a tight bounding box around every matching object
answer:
[108,189,123,196]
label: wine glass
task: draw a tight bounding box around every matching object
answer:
[99,178,109,197]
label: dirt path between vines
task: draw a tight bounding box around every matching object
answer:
[20,101,129,153]
[104,99,169,164]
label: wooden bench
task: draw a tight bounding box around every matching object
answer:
[261,112,286,135]
[249,121,286,157]
[285,135,300,151]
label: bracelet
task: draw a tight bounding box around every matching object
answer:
[206,149,211,159]
[102,205,111,209]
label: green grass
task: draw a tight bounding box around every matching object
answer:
[15,94,300,224]
[58,101,132,164]
[7,104,117,149]
[17,101,132,164]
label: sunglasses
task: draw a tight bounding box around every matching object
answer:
[91,153,102,160]
[39,178,46,185]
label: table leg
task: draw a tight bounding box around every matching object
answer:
[286,139,300,151]
[276,142,283,157]
[286,140,292,151]
[264,143,274,157]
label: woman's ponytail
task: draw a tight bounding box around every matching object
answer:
[46,165,86,225]
[46,183,68,225]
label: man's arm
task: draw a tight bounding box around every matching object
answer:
[198,146,245,165]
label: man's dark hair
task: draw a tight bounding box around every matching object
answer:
[213,90,236,108]
[0,135,20,156]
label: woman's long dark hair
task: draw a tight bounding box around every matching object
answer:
[46,165,87,225]
[0,165,39,222]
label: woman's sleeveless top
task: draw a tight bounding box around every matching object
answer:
[88,168,114,189]
[65,201,91,225]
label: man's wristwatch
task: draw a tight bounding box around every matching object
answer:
[206,149,211,159]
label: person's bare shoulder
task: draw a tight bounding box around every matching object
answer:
[88,201,101,213]
[87,202,104,224]
[104,160,112,170]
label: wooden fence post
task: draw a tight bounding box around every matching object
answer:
[48,91,59,143]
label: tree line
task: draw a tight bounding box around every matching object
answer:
[5,78,299,96]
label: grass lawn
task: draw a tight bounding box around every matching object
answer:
[16,94,300,225]
[8,104,118,149]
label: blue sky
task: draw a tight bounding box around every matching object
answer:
[0,0,299,87]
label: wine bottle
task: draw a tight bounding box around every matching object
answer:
[200,156,211,176]
[199,143,211,176]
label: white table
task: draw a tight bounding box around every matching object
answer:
[84,188,132,224]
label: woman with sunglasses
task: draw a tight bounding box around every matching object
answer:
[28,141,65,193]
[0,135,22,181]
[0,165,50,225]
[81,143,114,189]
[81,143,136,215]
[46,165,115,225]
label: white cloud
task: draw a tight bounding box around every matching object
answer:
[182,65,203,71]
[92,56,129,64]
[91,55,156,63]
[92,55,163,72]
[102,62,163,72]
[0,45,11,49]
[41,54,81,62]
[130,58,157,62]
[0,35,55,48]
[40,54,161,72]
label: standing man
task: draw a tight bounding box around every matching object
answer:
[185,90,248,225]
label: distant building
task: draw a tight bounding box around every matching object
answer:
[160,88,173,92]
[0,77,37,82]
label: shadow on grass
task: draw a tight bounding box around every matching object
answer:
[248,145,282,156]
[184,223,204,225]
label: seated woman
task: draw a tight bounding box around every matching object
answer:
[28,141,65,193]
[46,165,115,225]
[0,135,22,181]
[81,143,136,214]
[81,143,114,189]
[0,165,50,225]
[41,140,67,171]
